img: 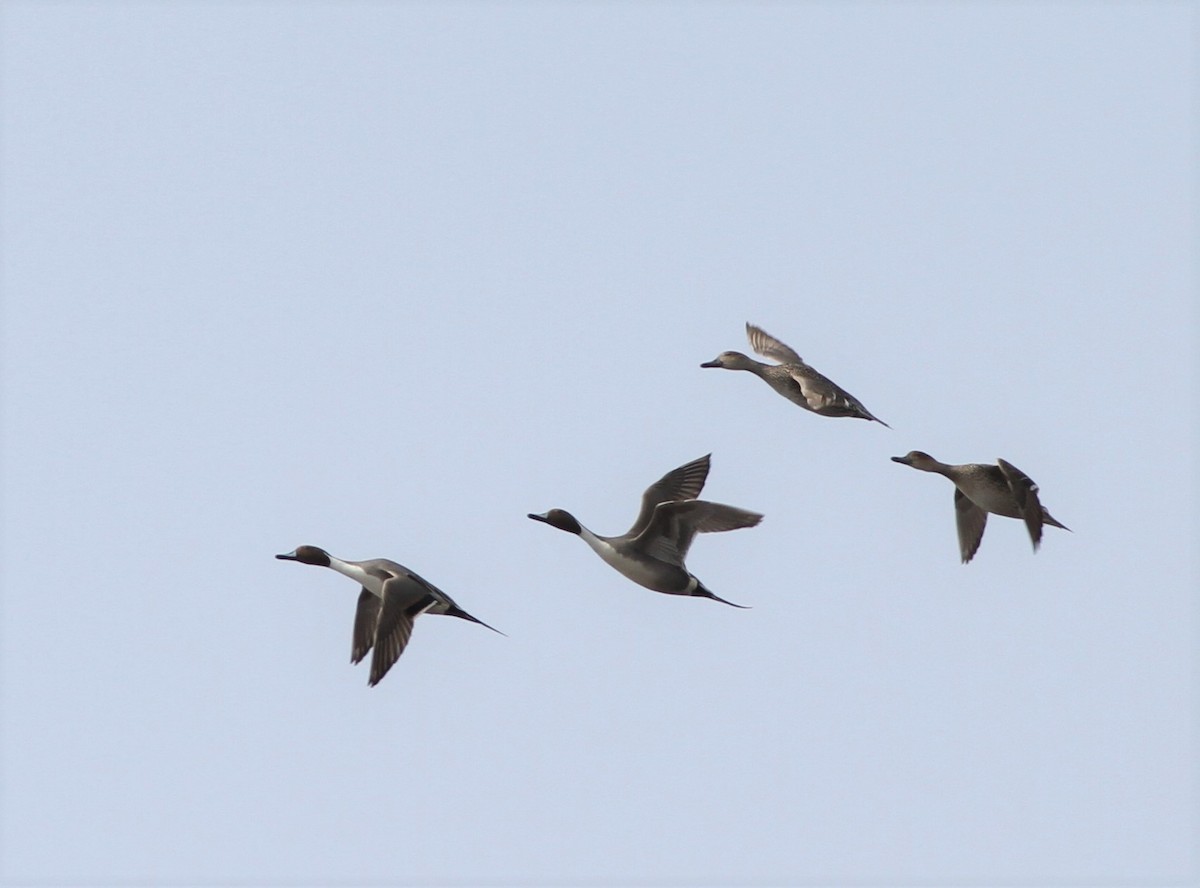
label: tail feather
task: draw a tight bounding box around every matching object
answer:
[444,604,507,636]
[1043,511,1070,532]
[693,580,750,609]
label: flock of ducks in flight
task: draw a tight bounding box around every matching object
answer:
[277,323,1070,686]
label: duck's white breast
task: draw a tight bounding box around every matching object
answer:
[579,529,668,590]
[327,557,387,597]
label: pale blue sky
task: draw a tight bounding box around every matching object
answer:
[1,3,1194,886]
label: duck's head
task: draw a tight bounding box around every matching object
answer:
[527,509,582,535]
[700,350,755,371]
[275,545,332,566]
[890,451,939,471]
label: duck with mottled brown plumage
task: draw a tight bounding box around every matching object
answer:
[702,323,890,427]
[891,451,1070,563]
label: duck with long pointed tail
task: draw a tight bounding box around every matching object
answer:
[890,452,1070,563]
[275,546,503,685]
[702,322,890,426]
[528,454,762,607]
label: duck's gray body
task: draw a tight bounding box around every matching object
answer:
[890,451,1069,563]
[275,545,501,685]
[528,454,762,607]
[702,323,890,427]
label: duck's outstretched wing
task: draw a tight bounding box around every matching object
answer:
[997,459,1049,552]
[628,454,711,536]
[954,489,988,563]
[351,588,380,664]
[368,577,436,686]
[746,323,803,365]
[635,500,763,564]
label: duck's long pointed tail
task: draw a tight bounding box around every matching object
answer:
[694,580,751,609]
[1043,511,1071,532]
[445,604,507,636]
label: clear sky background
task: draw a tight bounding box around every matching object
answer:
[1,3,1194,886]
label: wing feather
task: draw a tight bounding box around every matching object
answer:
[746,323,803,365]
[997,459,1046,551]
[368,578,435,686]
[955,488,988,563]
[628,454,711,536]
[351,588,380,664]
[636,500,763,564]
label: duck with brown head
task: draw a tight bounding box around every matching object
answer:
[275,545,332,568]
[275,544,503,686]
[525,509,582,535]
[528,454,762,608]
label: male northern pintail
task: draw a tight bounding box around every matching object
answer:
[527,454,762,607]
[275,546,502,686]
[890,452,1070,563]
[701,323,890,427]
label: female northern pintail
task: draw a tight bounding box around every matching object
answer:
[890,452,1070,563]
[701,322,890,427]
[275,546,502,686]
[527,454,762,607]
